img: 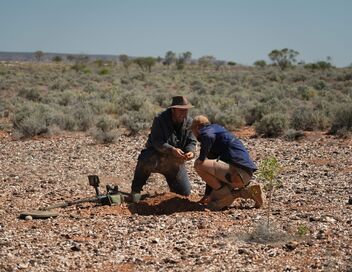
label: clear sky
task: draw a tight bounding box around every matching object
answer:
[0,0,351,67]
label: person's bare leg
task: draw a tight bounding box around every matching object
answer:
[194,167,222,189]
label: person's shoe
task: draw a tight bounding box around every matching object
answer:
[232,184,264,208]
[198,195,212,205]
[207,186,236,210]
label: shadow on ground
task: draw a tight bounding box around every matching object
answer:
[128,193,206,215]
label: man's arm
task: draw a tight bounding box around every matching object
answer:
[183,118,197,153]
[197,134,215,161]
[149,116,174,154]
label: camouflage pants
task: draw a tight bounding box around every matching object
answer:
[131,148,191,196]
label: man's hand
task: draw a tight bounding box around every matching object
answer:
[171,147,186,160]
[184,152,195,161]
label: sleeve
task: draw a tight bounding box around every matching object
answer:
[183,129,197,153]
[198,133,215,161]
[149,116,174,154]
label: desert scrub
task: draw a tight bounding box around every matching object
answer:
[90,115,119,144]
[329,103,352,134]
[12,103,55,138]
[255,112,288,137]
[17,88,43,102]
[119,100,161,134]
[291,106,321,131]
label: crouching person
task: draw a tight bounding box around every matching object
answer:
[130,96,197,197]
[191,115,264,210]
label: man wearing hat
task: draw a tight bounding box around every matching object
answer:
[130,96,197,196]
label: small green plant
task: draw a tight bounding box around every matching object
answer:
[258,156,282,228]
[297,224,310,236]
[98,68,110,75]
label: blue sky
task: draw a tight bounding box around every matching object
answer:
[0,0,351,67]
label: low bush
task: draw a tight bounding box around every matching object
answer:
[12,103,52,138]
[17,88,42,102]
[255,113,288,137]
[291,106,317,131]
[90,128,118,144]
[95,115,117,132]
[329,104,352,134]
[70,104,95,131]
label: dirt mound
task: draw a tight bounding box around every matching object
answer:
[128,192,205,215]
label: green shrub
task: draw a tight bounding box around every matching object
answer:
[90,115,118,144]
[119,101,160,134]
[90,128,118,144]
[330,104,352,134]
[95,115,117,132]
[297,86,317,101]
[12,103,52,138]
[244,97,286,126]
[71,104,95,131]
[120,112,149,134]
[98,68,110,75]
[291,106,317,131]
[18,88,42,102]
[255,113,288,137]
[212,108,244,130]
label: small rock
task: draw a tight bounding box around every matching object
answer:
[151,238,159,244]
[324,216,336,223]
[283,241,298,251]
[267,249,278,257]
[348,197,352,205]
[71,243,81,251]
[238,248,249,255]
[18,262,29,269]
[25,215,33,220]
[316,230,326,240]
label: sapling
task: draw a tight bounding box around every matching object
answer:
[258,156,282,227]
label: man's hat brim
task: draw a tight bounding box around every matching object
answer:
[169,104,194,109]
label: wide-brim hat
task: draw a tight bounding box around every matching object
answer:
[169,96,194,109]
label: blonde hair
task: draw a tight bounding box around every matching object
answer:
[191,115,210,130]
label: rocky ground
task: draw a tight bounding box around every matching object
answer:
[0,125,351,271]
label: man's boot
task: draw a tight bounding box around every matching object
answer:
[207,185,236,210]
[232,184,264,208]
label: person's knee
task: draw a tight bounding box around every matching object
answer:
[194,160,202,173]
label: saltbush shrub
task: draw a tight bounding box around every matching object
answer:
[329,104,352,134]
[291,106,318,131]
[255,113,288,137]
[90,115,118,144]
[12,103,53,137]
[17,88,42,102]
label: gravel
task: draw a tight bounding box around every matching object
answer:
[0,130,351,271]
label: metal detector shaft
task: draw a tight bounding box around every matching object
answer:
[39,196,100,211]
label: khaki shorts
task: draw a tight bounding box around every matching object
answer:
[208,160,253,189]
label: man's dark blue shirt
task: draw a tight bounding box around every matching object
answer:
[198,124,257,172]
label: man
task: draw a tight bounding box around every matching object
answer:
[131,96,197,197]
[191,115,264,210]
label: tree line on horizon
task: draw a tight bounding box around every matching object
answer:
[30,48,347,71]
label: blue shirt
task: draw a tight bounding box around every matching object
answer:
[198,124,257,172]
